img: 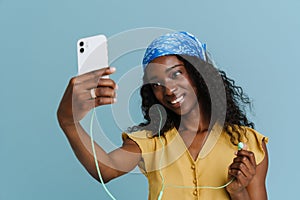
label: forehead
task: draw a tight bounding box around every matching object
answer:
[145,55,185,77]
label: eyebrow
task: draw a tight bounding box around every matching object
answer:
[148,64,184,82]
[165,64,184,73]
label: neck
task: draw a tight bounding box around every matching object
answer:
[179,105,209,134]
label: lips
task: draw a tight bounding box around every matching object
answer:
[168,94,185,106]
[171,95,184,104]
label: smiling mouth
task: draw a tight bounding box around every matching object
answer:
[170,95,184,105]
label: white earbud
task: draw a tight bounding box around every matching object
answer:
[238,142,244,151]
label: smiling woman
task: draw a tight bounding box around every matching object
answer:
[57,31,268,200]
[145,56,199,116]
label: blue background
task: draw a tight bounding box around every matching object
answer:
[1,0,299,199]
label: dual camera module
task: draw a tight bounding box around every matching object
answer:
[79,41,84,53]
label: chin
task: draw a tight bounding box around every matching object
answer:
[171,106,190,116]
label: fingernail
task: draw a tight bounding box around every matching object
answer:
[109,67,116,72]
[115,84,119,90]
[113,98,117,103]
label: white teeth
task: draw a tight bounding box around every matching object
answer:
[171,95,184,104]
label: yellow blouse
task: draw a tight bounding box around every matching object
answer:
[122,124,268,200]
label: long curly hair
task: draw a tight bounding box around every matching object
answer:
[128,55,254,145]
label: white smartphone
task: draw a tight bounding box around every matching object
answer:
[77,34,108,76]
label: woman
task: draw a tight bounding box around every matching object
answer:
[57,31,268,199]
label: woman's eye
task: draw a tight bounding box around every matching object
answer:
[172,70,182,78]
[152,82,162,88]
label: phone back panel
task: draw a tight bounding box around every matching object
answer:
[77,34,108,75]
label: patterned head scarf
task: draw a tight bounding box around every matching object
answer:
[142,31,206,70]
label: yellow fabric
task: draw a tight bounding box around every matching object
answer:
[122,124,268,200]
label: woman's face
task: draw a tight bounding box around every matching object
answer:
[145,55,199,116]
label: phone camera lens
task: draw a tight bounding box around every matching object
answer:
[80,48,84,53]
[79,41,84,46]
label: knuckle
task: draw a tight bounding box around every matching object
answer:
[108,79,115,87]
[70,77,77,85]
[237,183,243,188]
[103,88,114,97]
[102,88,111,96]
[238,163,245,169]
[112,80,117,87]
[97,98,103,105]
[107,79,116,86]
[92,70,99,76]
[95,88,102,96]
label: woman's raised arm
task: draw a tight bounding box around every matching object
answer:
[57,67,141,182]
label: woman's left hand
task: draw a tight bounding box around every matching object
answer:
[226,148,257,196]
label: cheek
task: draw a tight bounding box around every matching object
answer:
[183,80,199,103]
[192,86,198,98]
[185,76,198,97]
[153,89,163,101]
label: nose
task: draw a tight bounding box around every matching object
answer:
[164,79,177,96]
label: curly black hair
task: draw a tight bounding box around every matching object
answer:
[128,55,254,145]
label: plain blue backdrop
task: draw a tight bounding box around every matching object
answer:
[1,0,299,199]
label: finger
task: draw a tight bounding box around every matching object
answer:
[228,162,251,184]
[78,97,117,111]
[76,77,117,94]
[237,150,256,167]
[74,87,116,102]
[79,78,117,92]
[94,87,117,98]
[229,161,252,178]
[97,78,118,89]
[229,160,247,176]
[76,67,116,84]
[235,154,256,173]
[228,168,248,186]
[230,153,257,182]
[94,97,117,106]
[233,155,252,167]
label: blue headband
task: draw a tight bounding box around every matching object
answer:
[142,31,206,70]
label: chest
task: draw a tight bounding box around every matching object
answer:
[180,131,208,161]
[145,136,235,200]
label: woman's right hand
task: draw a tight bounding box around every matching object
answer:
[57,67,117,127]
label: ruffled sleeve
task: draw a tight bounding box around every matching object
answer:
[244,127,268,165]
[122,130,154,175]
